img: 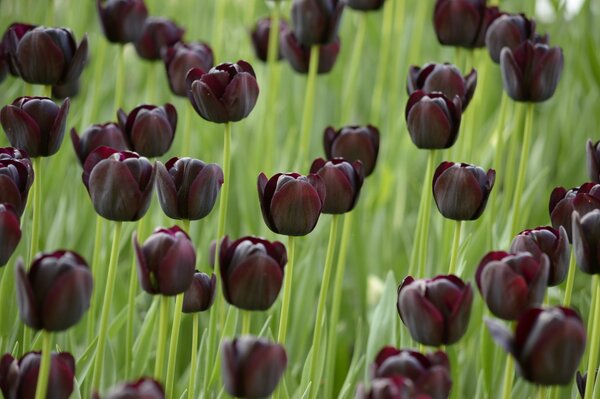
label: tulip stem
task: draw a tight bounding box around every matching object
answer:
[584,276,600,399]
[241,310,251,335]
[115,45,125,108]
[538,385,548,399]
[340,13,367,124]
[125,216,145,379]
[86,215,104,343]
[215,122,232,279]
[418,150,436,277]
[510,103,535,235]
[187,313,199,399]
[166,293,185,398]
[91,220,122,390]
[562,249,577,306]
[34,330,52,399]
[501,350,515,399]
[182,219,191,234]
[298,45,320,167]
[308,215,340,399]
[155,295,170,381]
[212,0,227,61]
[488,93,509,244]
[277,235,296,344]
[448,221,462,275]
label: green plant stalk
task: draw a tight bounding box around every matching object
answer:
[369,0,394,124]
[500,104,524,226]
[187,313,199,399]
[212,0,227,61]
[387,0,406,130]
[166,293,185,398]
[91,221,123,390]
[241,310,251,335]
[154,295,170,381]
[125,217,145,378]
[448,221,462,275]
[308,215,339,399]
[460,52,477,160]
[297,46,320,167]
[277,235,296,344]
[501,351,515,399]
[584,276,600,399]
[34,330,52,399]
[405,0,429,64]
[510,103,534,235]
[182,103,193,157]
[82,39,107,126]
[538,385,547,399]
[418,150,436,277]
[86,215,104,342]
[487,94,509,242]
[203,304,217,392]
[562,250,577,306]
[340,13,367,124]
[115,45,125,109]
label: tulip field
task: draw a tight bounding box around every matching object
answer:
[1,0,600,398]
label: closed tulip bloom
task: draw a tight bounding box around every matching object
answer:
[95,378,165,399]
[156,157,223,220]
[1,23,36,77]
[432,162,495,221]
[219,236,287,311]
[0,352,75,399]
[500,40,564,102]
[433,0,501,48]
[134,17,184,60]
[15,251,93,331]
[397,275,473,346]
[346,0,386,11]
[572,210,600,275]
[549,183,600,241]
[117,103,177,157]
[510,226,569,286]
[96,0,148,44]
[251,17,288,62]
[163,41,214,96]
[407,63,477,110]
[222,336,287,398]
[586,139,600,183]
[0,204,21,267]
[0,148,33,215]
[182,272,216,313]
[280,29,341,74]
[291,0,344,46]
[82,147,155,221]
[356,376,416,399]
[323,125,380,176]
[70,123,129,165]
[186,61,259,123]
[485,13,536,63]
[405,91,462,149]
[257,172,325,236]
[1,96,70,157]
[309,157,364,214]
[133,226,196,296]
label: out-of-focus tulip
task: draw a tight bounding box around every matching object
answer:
[257,172,325,236]
[433,0,501,48]
[251,17,288,62]
[309,157,364,214]
[0,204,21,266]
[1,23,36,77]
[291,0,344,46]
[549,183,600,241]
[1,96,70,157]
[572,210,600,275]
[186,61,259,123]
[485,13,536,63]
[162,41,213,96]
[280,29,340,74]
[15,251,93,331]
[346,0,386,11]
[117,103,177,157]
[182,272,216,313]
[586,139,600,183]
[82,147,155,221]
[407,63,477,110]
[156,157,223,220]
[134,17,184,60]
[405,91,462,149]
[323,125,380,176]
[70,123,129,165]
[93,378,165,399]
[96,0,148,44]
[0,147,33,215]
[355,376,415,399]
[397,275,473,346]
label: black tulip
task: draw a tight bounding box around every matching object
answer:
[280,29,341,74]
[71,123,129,165]
[117,103,177,157]
[323,125,380,176]
[162,41,214,96]
[96,0,148,44]
[291,0,344,46]
[182,272,216,313]
[134,17,184,61]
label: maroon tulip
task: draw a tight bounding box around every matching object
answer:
[291,0,344,46]
[134,17,184,60]
[117,103,177,157]
[309,157,364,214]
[433,0,502,48]
[1,23,37,77]
[280,29,340,74]
[94,378,165,399]
[0,147,33,215]
[572,210,600,275]
[346,0,386,11]
[485,13,536,63]
[355,376,416,399]
[323,125,380,176]
[586,139,600,183]
[251,17,288,62]
[70,123,129,165]
[407,63,477,110]
[0,204,21,267]
[549,183,600,241]
[182,272,216,313]
[96,0,148,44]
[397,275,473,346]
[162,41,214,96]
[1,96,70,157]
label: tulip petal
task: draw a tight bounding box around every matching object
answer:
[155,161,181,219]
[62,34,88,85]
[0,205,21,266]
[15,258,41,329]
[190,79,229,123]
[225,254,283,310]
[221,72,259,122]
[0,105,41,156]
[485,317,516,356]
[398,282,445,346]
[47,98,70,156]
[41,266,92,331]
[188,163,223,220]
[500,47,525,101]
[480,261,529,320]
[17,30,65,84]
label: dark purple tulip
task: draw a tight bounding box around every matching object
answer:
[433,0,502,48]
[309,157,364,214]
[405,90,462,149]
[257,172,325,236]
[1,96,70,157]
[280,29,340,74]
[0,204,21,267]
[0,352,75,399]
[291,0,344,46]
[407,63,477,110]
[96,0,148,44]
[486,307,586,385]
[346,0,386,11]
[70,123,129,165]
[117,103,177,157]
[15,250,93,331]
[572,210,600,275]
[586,139,600,183]
[134,17,184,60]
[476,251,549,320]
[485,13,536,63]
[156,157,223,220]
[182,272,216,313]
[0,147,33,215]
[432,161,496,221]
[186,61,259,124]
[500,40,564,102]
[82,147,155,221]
[219,236,287,311]
[355,376,416,399]
[133,226,196,296]
[323,125,380,176]
[94,378,165,399]
[162,41,214,96]
[549,183,600,241]
[397,275,473,346]
[251,17,288,62]
[221,335,287,398]
[510,226,570,286]
[1,23,37,77]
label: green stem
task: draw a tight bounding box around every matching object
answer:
[82,39,107,126]
[308,215,339,399]
[500,104,524,224]
[538,385,547,399]
[277,236,296,344]
[203,298,217,391]
[187,313,199,399]
[405,0,429,65]
[460,51,477,160]
[182,103,193,157]
[510,103,535,235]
[86,215,104,342]
[166,293,185,398]
[125,217,145,378]
[155,295,170,381]
[212,0,226,61]
[448,221,462,275]
[182,219,191,235]
[488,93,509,243]
[91,221,123,390]
[34,331,52,399]
[418,150,436,277]
[501,351,515,399]
[115,45,125,109]
[369,0,394,124]
[340,13,367,124]
[215,122,232,280]
[584,276,600,399]
[562,249,576,306]
[297,46,320,167]
[241,310,251,335]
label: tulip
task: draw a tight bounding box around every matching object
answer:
[500,40,564,102]
[407,63,477,110]
[433,0,502,48]
[405,91,462,149]
[1,23,36,77]
[0,352,75,399]
[251,17,288,62]
[0,147,34,215]
[15,250,93,331]
[486,307,586,385]
[96,0,148,44]
[346,0,386,11]
[355,376,416,399]
[397,275,473,346]
[280,29,340,74]
[155,157,223,220]
[117,103,177,157]
[70,123,129,165]
[291,0,344,46]
[485,14,536,63]
[82,146,155,221]
[186,61,259,123]
[323,125,380,176]
[93,378,165,399]
[162,41,214,96]
[572,210,600,275]
[1,96,70,157]
[549,183,600,240]
[257,172,325,236]
[219,236,287,311]
[586,139,600,183]
[309,157,364,214]
[133,226,196,296]
[432,162,495,221]
[134,17,184,61]
[0,204,21,266]
[510,226,570,286]
[182,272,216,313]
[221,335,287,398]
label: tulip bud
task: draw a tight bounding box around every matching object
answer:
[117,103,177,157]
[407,63,477,110]
[405,91,462,149]
[309,157,364,214]
[0,147,34,215]
[134,17,184,60]
[432,161,496,221]
[549,183,600,241]
[355,376,416,399]
[186,61,259,124]
[346,0,386,11]
[155,157,223,220]
[221,335,287,398]
[0,351,75,399]
[280,29,341,74]
[182,272,216,313]
[219,236,287,311]
[586,139,600,183]
[433,0,502,48]
[291,0,344,46]
[15,251,93,331]
[96,0,148,44]
[70,123,129,165]
[500,40,564,102]
[572,210,600,275]
[95,378,165,399]
[257,172,325,236]
[1,23,37,77]
[251,17,288,62]
[397,275,473,346]
[0,204,21,267]
[82,147,155,221]
[323,125,380,176]
[1,96,70,157]
[134,226,196,296]
[162,41,214,96]
[485,14,536,63]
